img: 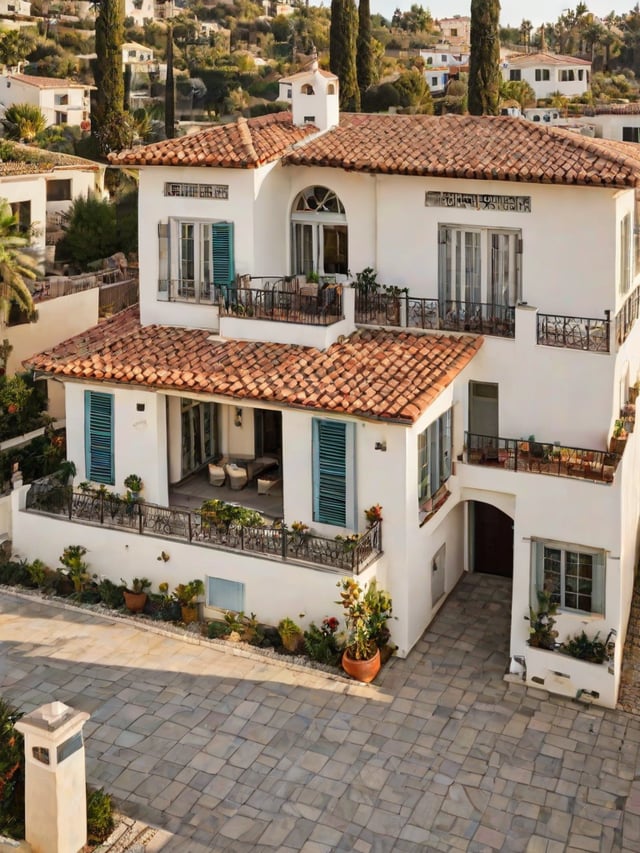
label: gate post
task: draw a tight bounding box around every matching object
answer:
[15,701,90,853]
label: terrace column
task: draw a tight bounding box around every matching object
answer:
[15,701,90,853]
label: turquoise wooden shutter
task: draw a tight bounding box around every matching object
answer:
[85,391,114,484]
[313,419,348,526]
[212,222,235,289]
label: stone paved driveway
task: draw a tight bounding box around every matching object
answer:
[2,574,640,852]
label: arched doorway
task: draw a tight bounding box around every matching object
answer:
[470,501,513,577]
[291,186,348,278]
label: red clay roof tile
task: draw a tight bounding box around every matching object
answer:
[25,308,482,424]
[112,111,640,188]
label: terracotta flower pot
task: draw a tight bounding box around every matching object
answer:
[181,604,199,624]
[341,647,381,683]
[123,590,147,614]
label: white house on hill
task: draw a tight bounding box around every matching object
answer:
[0,74,93,129]
[13,63,640,707]
[502,51,591,101]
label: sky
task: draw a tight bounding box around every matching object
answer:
[369,1,629,27]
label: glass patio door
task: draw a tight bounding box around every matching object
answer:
[181,401,217,477]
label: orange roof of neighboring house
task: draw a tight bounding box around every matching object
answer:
[110,112,318,169]
[506,51,591,68]
[111,110,640,187]
[0,142,100,177]
[9,74,93,89]
[25,308,483,424]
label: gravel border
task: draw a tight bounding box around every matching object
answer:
[0,584,371,688]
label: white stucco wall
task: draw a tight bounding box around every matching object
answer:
[65,382,168,505]
[501,64,590,101]
[0,173,46,253]
[10,491,355,634]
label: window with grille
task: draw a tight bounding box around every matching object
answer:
[532,540,605,614]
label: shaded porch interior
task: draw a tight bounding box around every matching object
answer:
[169,402,284,520]
[169,467,283,521]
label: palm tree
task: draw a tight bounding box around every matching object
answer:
[1,104,46,143]
[0,200,37,323]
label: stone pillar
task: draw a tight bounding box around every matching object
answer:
[15,701,90,853]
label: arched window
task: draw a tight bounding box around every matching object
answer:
[327,83,335,95]
[291,186,348,278]
[301,84,315,95]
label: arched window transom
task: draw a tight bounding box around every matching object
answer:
[294,186,345,215]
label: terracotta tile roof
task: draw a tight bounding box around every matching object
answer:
[506,51,591,67]
[283,113,640,188]
[590,104,640,115]
[25,308,483,424]
[110,112,317,168]
[0,142,100,177]
[10,73,92,89]
[279,68,337,83]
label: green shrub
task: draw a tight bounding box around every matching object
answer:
[207,620,231,639]
[86,786,115,844]
[98,578,125,609]
[56,195,119,268]
[0,698,25,839]
[559,630,607,664]
[303,617,342,665]
[0,559,31,587]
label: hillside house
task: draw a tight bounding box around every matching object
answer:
[501,51,591,101]
[12,63,640,707]
[0,74,92,129]
[436,15,470,46]
[0,143,104,413]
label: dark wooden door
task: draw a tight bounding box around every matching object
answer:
[473,502,513,577]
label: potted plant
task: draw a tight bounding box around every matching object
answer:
[121,577,151,613]
[123,473,143,499]
[278,616,303,652]
[173,579,205,623]
[559,630,607,664]
[527,588,559,650]
[364,504,383,526]
[337,577,393,682]
[60,545,91,596]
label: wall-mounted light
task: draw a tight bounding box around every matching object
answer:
[234,407,243,427]
[374,440,387,452]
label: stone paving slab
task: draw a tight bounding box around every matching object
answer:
[2,575,640,851]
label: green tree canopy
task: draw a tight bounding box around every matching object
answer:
[330,0,360,111]
[93,0,127,155]
[357,0,373,100]
[55,195,119,268]
[468,0,501,116]
[1,104,46,143]
[0,200,37,323]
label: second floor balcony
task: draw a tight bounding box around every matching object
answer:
[465,432,619,483]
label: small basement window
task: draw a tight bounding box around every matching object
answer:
[207,576,245,611]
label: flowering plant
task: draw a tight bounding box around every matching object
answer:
[337,578,393,661]
[364,504,383,524]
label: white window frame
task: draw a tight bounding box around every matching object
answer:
[620,212,632,296]
[164,217,233,304]
[531,539,605,616]
[438,224,522,309]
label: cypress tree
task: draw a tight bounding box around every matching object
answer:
[330,0,360,112]
[165,25,175,140]
[356,0,373,102]
[468,0,501,116]
[92,0,127,154]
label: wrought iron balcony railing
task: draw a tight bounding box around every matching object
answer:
[219,286,343,326]
[25,482,381,575]
[537,312,610,353]
[464,432,618,483]
[354,294,516,338]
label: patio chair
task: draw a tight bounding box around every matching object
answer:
[208,460,226,487]
[225,463,248,490]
